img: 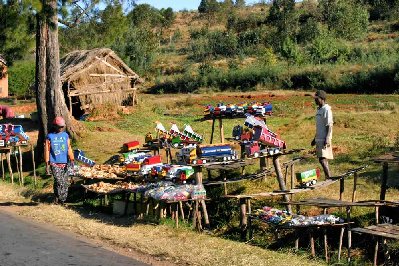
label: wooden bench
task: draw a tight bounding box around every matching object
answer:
[352,223,399,266]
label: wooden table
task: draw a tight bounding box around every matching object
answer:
[352,223,399,266]
[373,153,399,200]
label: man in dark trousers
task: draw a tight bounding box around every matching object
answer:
[311,90,333,179]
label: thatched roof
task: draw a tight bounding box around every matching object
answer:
[0,54,6,66]
[60,48,143,84]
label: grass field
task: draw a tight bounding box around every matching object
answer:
[1,90,398,265]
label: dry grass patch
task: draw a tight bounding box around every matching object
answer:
[17,203,325,266]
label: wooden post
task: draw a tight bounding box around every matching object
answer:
[273,155,291,213]
[13,148,21,185]
[324,228,328,262]
[1,153,4,180]
[200,200,210,227]
[380,162,388,200]
[375,206,379,224]
[352,172,358,202]
[240,198,247,241]
[347,206,352,262]
[338,227,344,262]
[31,144,37,187]
[290,164,295,201]
[310,230,315,257]
[18,146,23,185]
[210,118,215,144]
[218,118,224,143]
[260,157,267,182]
[374,238,379,266]
[179,201,185,220]
[340,178,344,201]
[175,202,179,228]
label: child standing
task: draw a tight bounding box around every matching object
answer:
[44,116,74,204]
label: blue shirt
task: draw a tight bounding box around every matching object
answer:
[47,132,69,164]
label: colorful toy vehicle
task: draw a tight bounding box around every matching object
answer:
[244,141,281,157]
[177,144,237,165]
[296,169,320,187]
[138,155,163,176]
[122,141,140,152]
[120,151,148,164]
[166,166,195,183]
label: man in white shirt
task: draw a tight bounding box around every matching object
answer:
[311,90,333,179]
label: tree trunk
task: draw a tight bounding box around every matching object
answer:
[35,0,77,161]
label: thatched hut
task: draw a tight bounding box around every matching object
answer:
[0,55,8,98]
[60,48,143,118]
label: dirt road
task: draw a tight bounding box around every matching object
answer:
[0,208,148,266]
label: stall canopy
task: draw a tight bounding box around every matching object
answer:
[60,48,143,118]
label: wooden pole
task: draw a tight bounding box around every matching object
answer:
[240,198,247,241]
[273,155,291,213]
[31,144,37,187]
[323,208,328,262]
[260,157,267,182]
[374,238,379,266]
[210,118,215,144]
[375,206,379,224]
[347,206,352,262]
[290,164,295,201]
[340,178,344,201]
[310,231,315,257]
[13,148,21,185]
[380,162,388,200]
[338,227,344,262]
[218,118,224,143]
[200,200,210,227]
[179,201,185,220]
[352,172,358,202]
[175,202,179,228]
[18,146,23,185]
[1,153,4,180]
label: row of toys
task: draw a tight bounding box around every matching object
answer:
[145,122,203,149]
[255,206,344,227]
[232,114,286,157]
[204,102,272,118]
[0,124,29,147]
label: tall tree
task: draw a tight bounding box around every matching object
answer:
[35,0,135,159]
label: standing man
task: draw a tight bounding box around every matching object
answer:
[311,90,333,179]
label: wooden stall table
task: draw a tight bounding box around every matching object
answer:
[373,153,399,200]
[0,143,36,186]
[352,223,399,266]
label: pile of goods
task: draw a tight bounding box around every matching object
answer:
[255,206,292,225]
[85,181,139,193]
[0,124,30,147]
[77,164,125,179]
[143,182,207,201]
[255,206,344,227]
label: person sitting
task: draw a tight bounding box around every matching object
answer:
[0,105,15,119]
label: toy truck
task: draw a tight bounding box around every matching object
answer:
[120,151,148,164]
[244,141,282,157]
[165,165,195,183]
[177,144,237,165]
[138,155,163,176]
[253,126,286,149]
[122,141,140,152]
[296,169,320,187]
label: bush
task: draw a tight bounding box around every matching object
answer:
[7,60,35,99]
